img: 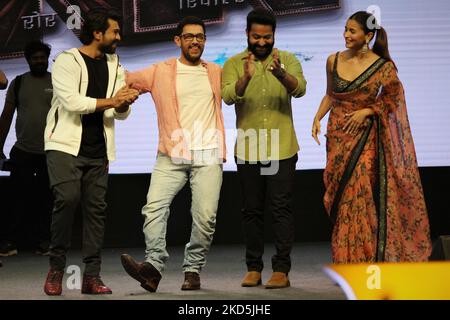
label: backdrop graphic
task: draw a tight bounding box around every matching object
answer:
[0,0,339,57]
[1,0,449,174]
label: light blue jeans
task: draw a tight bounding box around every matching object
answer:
[142,150,223,274]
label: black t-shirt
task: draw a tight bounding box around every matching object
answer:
[78,51,108,158]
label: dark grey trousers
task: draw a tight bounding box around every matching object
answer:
[46,150,108,276]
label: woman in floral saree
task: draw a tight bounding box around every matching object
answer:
[312,11,431,263]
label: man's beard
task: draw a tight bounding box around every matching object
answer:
[248,39,274,60]
[182,44,203,64]
[100,41,118,54]
[30,64,48,77]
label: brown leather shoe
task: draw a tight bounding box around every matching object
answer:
[181,272,200,290]
[44,269,64,296]
[241,271,262,287]
[81,276,112,294]
[265,272,290,289]
[121,254,161,292]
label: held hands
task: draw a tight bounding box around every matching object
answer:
[113,85,139,109]
[312,116,321,145]
[343,108,373,135]
[270,49,286,79]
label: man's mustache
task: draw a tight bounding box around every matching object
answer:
[253,44,271,49]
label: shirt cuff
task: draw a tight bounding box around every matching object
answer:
[87,97,97,114]
[290,77,306,98]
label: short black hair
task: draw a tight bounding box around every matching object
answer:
[24,41,51,60]
[80,8,122,45]
[246,9,276,32]
[175,16,206,36]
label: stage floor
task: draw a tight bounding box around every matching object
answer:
[0,242,345,300]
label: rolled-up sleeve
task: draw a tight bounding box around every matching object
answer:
[285,53,307,98]
[126,65,155,94]
[221,59,245,105]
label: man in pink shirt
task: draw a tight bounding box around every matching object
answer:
[121,16,226,292]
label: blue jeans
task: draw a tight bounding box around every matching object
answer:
[142,150,223,274]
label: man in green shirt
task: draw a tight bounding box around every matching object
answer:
[222,9,306,289]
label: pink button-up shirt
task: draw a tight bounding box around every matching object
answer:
[126,58,226,161]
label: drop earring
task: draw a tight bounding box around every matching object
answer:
[362,41,369,54]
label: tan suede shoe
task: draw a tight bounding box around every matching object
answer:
[265,272,290,289]
[241,271,262,287]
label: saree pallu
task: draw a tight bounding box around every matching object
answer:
[324,60,431,263]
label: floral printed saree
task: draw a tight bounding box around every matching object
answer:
[324,53,431,263]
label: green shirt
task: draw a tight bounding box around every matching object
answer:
[222,49,307,161]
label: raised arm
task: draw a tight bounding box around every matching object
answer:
[222,55,253,105]
[126,64,156,94]
[270,49,306,97]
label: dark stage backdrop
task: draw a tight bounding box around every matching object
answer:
[1,168,449,249]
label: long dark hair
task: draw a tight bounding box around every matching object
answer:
[349,11,396,69]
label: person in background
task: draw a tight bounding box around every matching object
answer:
[0,68,7,268]
[0,41,53,259]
